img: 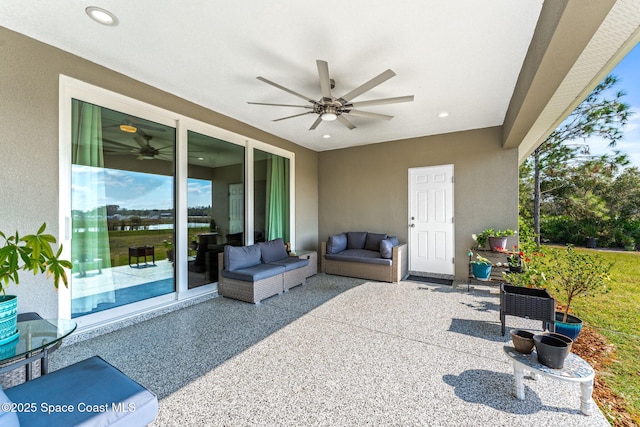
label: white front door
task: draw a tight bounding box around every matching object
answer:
[408,165,455,275]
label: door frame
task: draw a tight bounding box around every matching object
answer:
[407,164,455,276]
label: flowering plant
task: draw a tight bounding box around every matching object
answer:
[502,246,548,288]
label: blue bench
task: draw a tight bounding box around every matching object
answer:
[1,356,158,426]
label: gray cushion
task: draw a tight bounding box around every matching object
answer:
[347,232,368,249]
[380,236,399,259]
[5,356,158,427]
[259,238,289,263]
[325,249,392,266]
[224,244,262,271]
[221,263,285,281]
[0,388,19,427]
[326,233,347,254]
[365,232,388,251]
[268,257,309,271]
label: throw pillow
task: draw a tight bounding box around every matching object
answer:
[224,244,262,271]
[327,233,347,254]
[365,232,388,251]
[259,238,289,263]
[380,236,399,259]
[347,231,368,249]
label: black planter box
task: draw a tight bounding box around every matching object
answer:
[500,284,556,335]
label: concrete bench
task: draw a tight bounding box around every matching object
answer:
[1,356,158,426]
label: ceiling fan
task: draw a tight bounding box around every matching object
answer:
[104,133,173,160]
[248,60,414,130]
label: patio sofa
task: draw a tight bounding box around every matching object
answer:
[1,355,158,426]
[321,232,408,283]
[217,238,310,303]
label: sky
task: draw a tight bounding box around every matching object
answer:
[583,42,640,166]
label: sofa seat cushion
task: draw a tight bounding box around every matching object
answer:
[222,263,285,281]
[259,238,289,263]
[4,356,158,427]
[268,257,309,271]
[224,244,262,271]
[325,249,392,266]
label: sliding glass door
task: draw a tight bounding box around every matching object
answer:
[70,99,176,316]
[64,78,294,323]
[187,131,244,288]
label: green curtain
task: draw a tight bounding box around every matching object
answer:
[265,155,289,242]
[71,100,115,314]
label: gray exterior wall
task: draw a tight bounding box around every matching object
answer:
[0,27,318,317]
[319,127,519,279]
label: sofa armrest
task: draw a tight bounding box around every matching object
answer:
[320,242,327,273]
[392,244,408,282]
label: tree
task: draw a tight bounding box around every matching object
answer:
[523,75,632,244]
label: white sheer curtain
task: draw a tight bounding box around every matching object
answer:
[71,100,116,314]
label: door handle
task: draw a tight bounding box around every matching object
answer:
[410,223,415,228]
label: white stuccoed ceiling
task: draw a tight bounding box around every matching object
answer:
[0,0,545,151]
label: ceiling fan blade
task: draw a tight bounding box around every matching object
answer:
[134,136,147,148]
[256,77,316,103]
[349,95,414,108]
[337,115,356,130]
[338,69,396,102]
[347,110,393,120]
[273,111,315,122]
[317,60,332,99]
[102,138,135,150]
[309,116,323,130]
[248,102,313,108]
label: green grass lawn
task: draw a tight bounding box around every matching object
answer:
[552,247,640,423]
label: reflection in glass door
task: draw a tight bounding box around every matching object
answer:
[70,99,176,317]
[254,149,290,244]
[187,131,245,288]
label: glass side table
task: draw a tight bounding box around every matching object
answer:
[0,318,77,384]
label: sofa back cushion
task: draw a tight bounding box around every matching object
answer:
[259,238,289,263]
[224,244,262,271]
[0,388,19,427]
[365,232,388,251]
[326,233,347,254]
[347,232,368,249]
[380,236,399,259]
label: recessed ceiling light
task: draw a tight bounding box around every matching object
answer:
[86,6,119,26]
[438,112,449,118]
[322,134,331,139]
[197,157,205,161]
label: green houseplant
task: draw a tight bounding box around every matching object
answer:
[470,253,492,281]
[547,245,612,339]
[0,223,72,341]
[474,228,515,251]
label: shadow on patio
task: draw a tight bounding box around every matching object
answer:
[49,275,608,426]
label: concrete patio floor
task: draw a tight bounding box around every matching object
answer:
[50,274,609,426]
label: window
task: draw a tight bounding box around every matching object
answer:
[61,77,294,324]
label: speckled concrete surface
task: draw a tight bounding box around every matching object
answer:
[50,274,609,426]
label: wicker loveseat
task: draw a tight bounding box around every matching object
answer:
[218,238,310,303]
[321,232,408,283]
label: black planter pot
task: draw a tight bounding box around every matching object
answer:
[534,334,571,369]
[586,237,598,248]
[508,265,523,273]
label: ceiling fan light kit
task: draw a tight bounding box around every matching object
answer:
[119,123,138,133]
[249,59,414,131]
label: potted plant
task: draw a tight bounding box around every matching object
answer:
[470,253,492,281]
[0,223,71,341]
[547,245,612,340]
[505,247,523,273]
[474,228,515,251]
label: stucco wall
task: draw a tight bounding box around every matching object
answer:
[0,27,319,317]
[318,127,519,279]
